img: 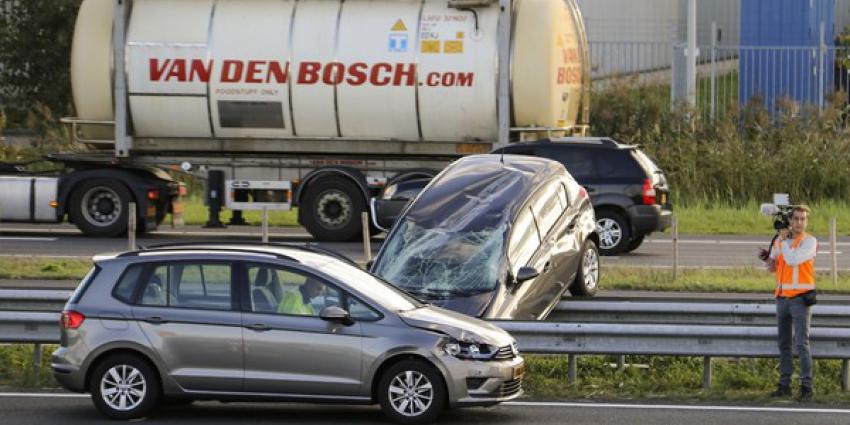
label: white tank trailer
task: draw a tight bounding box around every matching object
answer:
[3,0,591,241]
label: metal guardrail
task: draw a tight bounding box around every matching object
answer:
[2,289,850,390]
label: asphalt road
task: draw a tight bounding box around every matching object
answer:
[1,394,848,425]
[2,223,849,270]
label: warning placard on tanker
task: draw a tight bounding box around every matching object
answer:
[420,13,469,54]
[388,19,409,52]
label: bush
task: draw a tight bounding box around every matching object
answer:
[590,78,850,206]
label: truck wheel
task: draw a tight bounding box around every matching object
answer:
[569,239,600,297]
[69,179,132,237]
[595,210,631,255]
[301,176,366,242]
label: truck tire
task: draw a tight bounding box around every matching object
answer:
[69,179,133,237]
[301,176,367,242]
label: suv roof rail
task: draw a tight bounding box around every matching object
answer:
[123,241,358,266]
[544,137,620,147]
[117,245,300,262]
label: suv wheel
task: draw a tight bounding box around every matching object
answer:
[378,359,447,425]
[569,239,600,296]
[90,354,161,420]
[624,235,645,253]
[596,210,631,255]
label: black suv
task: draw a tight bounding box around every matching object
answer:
[492,137,672,255]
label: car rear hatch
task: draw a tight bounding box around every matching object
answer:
[632,149,671,210]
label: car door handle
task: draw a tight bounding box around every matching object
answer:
[142,316,166,325]
[245,323,272,332]
[543,261,553,273]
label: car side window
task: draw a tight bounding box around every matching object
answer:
[530,183,563,238]
[138,262,233,310]
[552,148,596,180]
[508,206,541,274]
[246,263,341,316]
[347,297,381,320]
[558,182,570,209]
[594,150,644,179]
[113,264,143,304]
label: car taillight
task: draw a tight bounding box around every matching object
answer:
[642,179,656,205]
[147,189,159,201]
[60,311,85,329]
[579,186,588,199]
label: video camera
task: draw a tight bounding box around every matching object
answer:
[758,194,792,261]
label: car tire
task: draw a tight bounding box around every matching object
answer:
[378,359,447,425]
[89,354,161,420]
[569,239,600,297]
[624,235,645,253]
[69,179,133,237]
[595,210,631,255]
[301,176,367,242]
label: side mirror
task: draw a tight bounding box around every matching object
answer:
[515,267,540,284]
[319,306,354,326]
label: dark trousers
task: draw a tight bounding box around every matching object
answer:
[776,296,813,389]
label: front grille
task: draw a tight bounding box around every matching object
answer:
[492,345,515,360]
[499,378,522,398]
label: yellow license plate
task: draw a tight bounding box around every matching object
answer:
[661,193,667,204]
[513,364,525,379]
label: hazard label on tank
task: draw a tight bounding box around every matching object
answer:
[421,40,440,54]
[389,19,409,52]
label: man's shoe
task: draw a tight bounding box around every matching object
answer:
[798,386,813,401]
[769,385,791,397]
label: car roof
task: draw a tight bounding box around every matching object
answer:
[502,137,638,150]
[401,154,566,230]
[94,242,357,269]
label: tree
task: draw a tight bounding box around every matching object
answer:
[0,0,82,128]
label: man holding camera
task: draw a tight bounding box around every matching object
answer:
[765,205,817,401]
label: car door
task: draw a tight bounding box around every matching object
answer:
[131,260,243,392]
[506,204,548,320]
[240,262,364,397]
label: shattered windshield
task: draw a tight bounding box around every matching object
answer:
[373,219,506,299]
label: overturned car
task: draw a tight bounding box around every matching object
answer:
[370,154,600,320]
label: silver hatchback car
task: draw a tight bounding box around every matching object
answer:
[51,243,524,424]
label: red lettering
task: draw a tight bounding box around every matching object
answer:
[370,63,393,86]
[189,59,211,82]
[557,68,566,84]
[266,61,289,84]
[245,60,264,83]
[393,63,416,86]
[441,72,456,86]
[426,72,440,87]
[166,59,187,82]
[221,60,244,83]
[323,62,345,85]
[149,58,171,81]
[346,62,368,85]
[457,72,474,87]
[298,62,321,84]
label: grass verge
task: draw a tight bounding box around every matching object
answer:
[603,266,850,294]
[524,354,850,404]
[176,197,298,227]
[0,258,91,280]
[0,344,58,389]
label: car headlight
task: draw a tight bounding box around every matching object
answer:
[442,339,494,360]
[382,183,399,200]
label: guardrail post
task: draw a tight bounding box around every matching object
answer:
[672,215,679,281]
[32,343,42,384]
[567,354,577,385]
[616,355,625,371]
[127,202,136,251]
[261,207,269,243]
[702,356,712,390]
[831,217,838,289]
[362,212,372,263]
[843,359,850,392]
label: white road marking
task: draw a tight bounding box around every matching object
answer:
[0,393,88,398]
[505,401,850,414]
[0,237,59,242]
[0,254,90,259]
[649,239,850,247]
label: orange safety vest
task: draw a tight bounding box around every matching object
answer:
[774,232,816,298]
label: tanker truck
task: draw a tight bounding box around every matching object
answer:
[0,0,590,241]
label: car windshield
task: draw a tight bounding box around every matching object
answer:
[373,219,506,298]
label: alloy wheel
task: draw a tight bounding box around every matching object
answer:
[388,370,434,417]
[100,364,147,412]
[596,218,622,250]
